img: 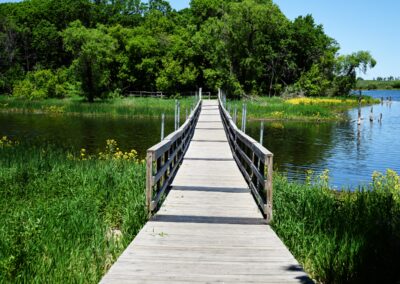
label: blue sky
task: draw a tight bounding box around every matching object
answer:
[1,0,398,79]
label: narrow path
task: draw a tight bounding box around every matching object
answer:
[101,100,311,283]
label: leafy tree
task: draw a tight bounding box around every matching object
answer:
[333,51,376,95]
[62,21,118,102]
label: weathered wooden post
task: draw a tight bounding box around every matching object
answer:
[177,101,180,129]
[242,104,247,133]
[260,121,264,145]
[369,106,374,122]
[265,154,273,223]
[357,94,362,125]
[146,151,154,216]
[241,104,245,131]
[233,106,237,125]
[161,113,165,141]
[174,100,178,131]
[199,88,202,100]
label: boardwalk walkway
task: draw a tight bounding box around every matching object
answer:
[101,100,311,283]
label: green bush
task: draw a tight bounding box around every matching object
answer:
[12,69,73,100]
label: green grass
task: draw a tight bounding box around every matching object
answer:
[226,96,379,121]
[0,95,379,121]
[273,171,400,283]
[0,139,147,283]
[356,80,400,90]
[0,96,197,117]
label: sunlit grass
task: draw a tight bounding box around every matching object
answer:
[0,139,147,283]
[0,96,197,118]
[226,96,379,121]
[273,170,400,283]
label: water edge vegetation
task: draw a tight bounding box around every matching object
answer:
[1,137,399,283]
[0,95,379,121]
[0,138,147,283]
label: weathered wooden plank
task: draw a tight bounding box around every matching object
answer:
[101,100,311,284]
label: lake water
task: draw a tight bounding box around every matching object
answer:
[1,90,399,188]
[0,113,175,157]
[246,90,400,188]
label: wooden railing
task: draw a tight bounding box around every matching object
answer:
[218,94,274,222]
[146,100,202,214]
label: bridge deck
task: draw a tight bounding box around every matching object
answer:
[101,100,311,283]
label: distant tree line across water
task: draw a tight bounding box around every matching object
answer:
[0,0,376,101]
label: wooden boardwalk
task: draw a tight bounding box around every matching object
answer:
[101,100,311,283]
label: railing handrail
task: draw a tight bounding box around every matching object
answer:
[146,99,202,215]
[218,93,273,222]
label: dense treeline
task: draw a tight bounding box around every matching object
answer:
[0,0,376,101]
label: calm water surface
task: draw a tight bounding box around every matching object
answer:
[0,113,175,157]
[246,90,400,188]
[1,90,399,188]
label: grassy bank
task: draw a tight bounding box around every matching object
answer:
[356,80,400,90]
[227,96,379,121]
[273,171,400,283]
[1,95,379,121]
[0,138,147,282]
[0,96,197,117]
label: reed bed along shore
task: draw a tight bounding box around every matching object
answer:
[227,96,379,121]
[2,135,398,283]
[0,138,147,283]
[0,96,197,118]
[0,95,379,121]
[273,171,400,283]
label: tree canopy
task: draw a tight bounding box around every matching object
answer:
[0,0,376,101]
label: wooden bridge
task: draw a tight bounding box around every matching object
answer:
[101,95,312,283]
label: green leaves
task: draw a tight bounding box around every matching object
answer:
[62,21,118,102]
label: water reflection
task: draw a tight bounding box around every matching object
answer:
[1,90,399,188]
[245,90,400,188]
[0,113,175,158]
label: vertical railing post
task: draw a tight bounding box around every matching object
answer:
[177,101,180,128]
[265,154,273,223]
[161,113,165,141]
[234,106,237,125]
[259,121,264,145]
[174,100,178,131]
[146,151,154,216]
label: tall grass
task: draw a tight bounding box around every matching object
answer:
[0,96,197,117]
[273,171,400,283]
[227,96,379,121]
[0,140,147,283]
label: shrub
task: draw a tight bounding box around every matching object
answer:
[12,69,73,100]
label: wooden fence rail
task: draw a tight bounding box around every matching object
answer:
[218,94,274,222]
[146,100,202,214]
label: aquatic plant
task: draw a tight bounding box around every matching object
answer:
[0,140,147,282]
[273,170,400,283]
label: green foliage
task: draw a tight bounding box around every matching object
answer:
[62,21,118,102]
[332,51,377,95]
[12,69,71,100]
[0,140,147,282]
[295,64,330,96]
[0,96,197,117]
[273,171,400,283]
[357,79,400,90]
[0,0,377,98]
